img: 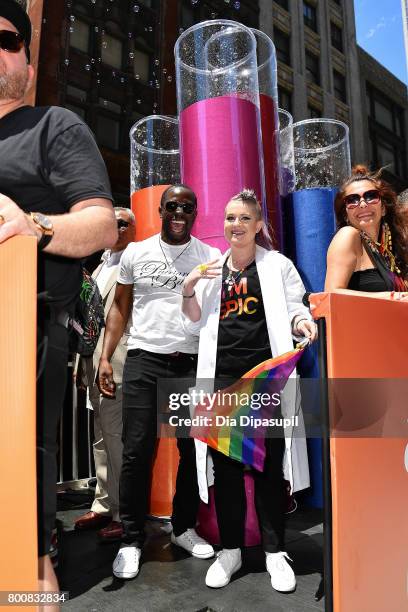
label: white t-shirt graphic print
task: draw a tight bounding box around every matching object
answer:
[118,234,220,354]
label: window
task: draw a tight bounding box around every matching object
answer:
[305,51,320,85]
[308,105,321,118]
[66,84,87,103]
[273,28,291,65]
[181,5,195,29]
[101,34,123,69]
[366,85,407,179]
[367,85,406,137]
[133,49,150,83]
[376,140,396,174]
[303,2,317,32]
[366,90,372,116]
[274,0,289,9]
[69,19,90,53]
[331,22,343,52]
[99,98,122,114]
[374,99,394,132]
[395,113,404,138]
[96,115,120,150]
[333,70,346,102]
[278,88,292,113]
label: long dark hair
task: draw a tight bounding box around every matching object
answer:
[229,189,274,251]
[334,165,408,278]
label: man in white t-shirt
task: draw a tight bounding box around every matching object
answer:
[98,185,220,580]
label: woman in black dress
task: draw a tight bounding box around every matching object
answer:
[325,165,408,295]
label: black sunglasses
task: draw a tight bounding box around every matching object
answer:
[343,189,381,210]
[0,30,25,53]
[117,219,130,229]
[164,201,195,215]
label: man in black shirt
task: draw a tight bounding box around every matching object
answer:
[0,0,117,598]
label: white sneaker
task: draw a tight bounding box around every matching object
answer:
[265,551,296,592]
[205,549,242,588]
[171,528,214,559]
[112,545,141,579]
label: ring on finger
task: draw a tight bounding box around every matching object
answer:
[198,263,208,275]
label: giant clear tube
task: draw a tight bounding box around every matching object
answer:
[175,20,265,251]
[287,118,351,508]
[292,118,350,190]
[130,115,180,241]
[251,28,282,249]
[278,108,295,197]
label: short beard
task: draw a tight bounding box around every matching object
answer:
[0,66,29,101]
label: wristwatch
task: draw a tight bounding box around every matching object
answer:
[30,212,54,250]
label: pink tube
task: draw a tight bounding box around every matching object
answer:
[180,95,263,251]
[175,20,264,252]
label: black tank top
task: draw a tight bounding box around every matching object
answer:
[348,268,390,292]
[347,234,395,292]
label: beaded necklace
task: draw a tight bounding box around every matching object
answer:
[361,222,401,275]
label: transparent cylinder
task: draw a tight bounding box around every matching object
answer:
[130,115,180,241]
[252,28,282,249]
[292,119,351,190]
[278,108,295,196]
[175,20,264,250]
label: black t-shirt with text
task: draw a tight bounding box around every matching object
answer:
[216,260,272,377]
[0,105,113,312]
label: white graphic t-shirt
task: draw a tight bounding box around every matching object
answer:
[118,234,220,354]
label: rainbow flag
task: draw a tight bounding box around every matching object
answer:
[190,342,307,471]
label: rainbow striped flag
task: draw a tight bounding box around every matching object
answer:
[190,342,307,471]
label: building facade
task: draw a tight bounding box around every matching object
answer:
[26,0,407,199]
[358,47,408,192]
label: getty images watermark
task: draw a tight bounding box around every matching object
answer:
[157,378,408,439]
[164,388,299,432]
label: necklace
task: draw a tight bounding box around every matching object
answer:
[159,237,191,270]
[361,222,401,274]
[224,254,254,293]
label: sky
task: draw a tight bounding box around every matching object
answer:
[354,0,408,85]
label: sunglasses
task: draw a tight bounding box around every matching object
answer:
[343,189,381,209]
[164,201,195,215]
[117,219,130,229]
[0,30,25,53]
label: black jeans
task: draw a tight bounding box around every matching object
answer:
[37,317,68,557]
[120,348,200,546]
[210,437,286,553]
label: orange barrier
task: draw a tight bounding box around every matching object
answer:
[149,435,179,518]
[0,237,37,607]
[131,185,170,242]
[311,291,408,612]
